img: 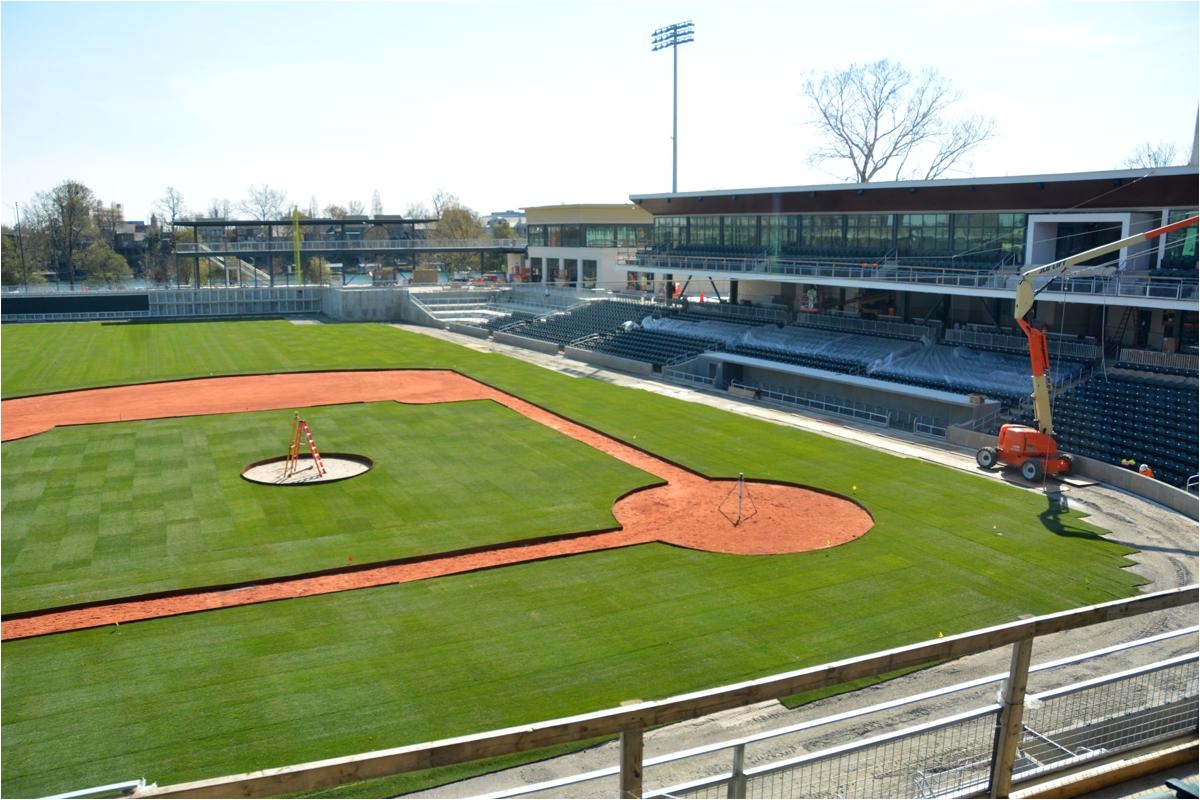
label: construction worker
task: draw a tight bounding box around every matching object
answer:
[1138,464,1155,479]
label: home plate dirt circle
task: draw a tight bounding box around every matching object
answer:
[614,478,873,556]
[241,454,373,485]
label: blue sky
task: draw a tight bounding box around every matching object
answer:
[2,1,1197,225]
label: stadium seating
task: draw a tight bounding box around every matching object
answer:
[503,300,651,346]
[574,328,724,367]
[1043,372,1198,488]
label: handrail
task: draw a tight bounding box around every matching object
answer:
[133,584,1197,798]
[631,253,1199,302]
[177,238,527,254]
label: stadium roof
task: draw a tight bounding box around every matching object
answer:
[629,166,1199,216]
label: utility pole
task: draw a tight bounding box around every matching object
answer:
[14,202,29,292]
[651,20,694,193]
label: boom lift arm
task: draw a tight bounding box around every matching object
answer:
[976,214,1197,482]
[1014,215,1199,437]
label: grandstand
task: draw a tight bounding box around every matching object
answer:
[398,283,1196,490]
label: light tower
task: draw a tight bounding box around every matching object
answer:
[651,20,694,193]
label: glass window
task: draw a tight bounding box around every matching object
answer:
[586,225,616,248]
[616,224,651,248]
[952,213,1026,265]
[560,225,581,248]
[897,214,950,256]
[654,216,687,249]
[527,225,546,247]
[1165,210,1198,266]
[762,215,800,255]
[724,215,758,247]
[689,216,720,246]
[845,214,893,253]
[802,215,845,248]
[582,259,597,288]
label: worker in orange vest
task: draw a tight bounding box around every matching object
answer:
[1138,463,1155,478]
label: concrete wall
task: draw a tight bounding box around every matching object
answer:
[493,331,561,355]
[321,287,407,321]
[447,323,490,339]
[563,346,654,376]
[739,364,994,428]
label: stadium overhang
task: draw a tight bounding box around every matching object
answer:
[629,167,1199,217]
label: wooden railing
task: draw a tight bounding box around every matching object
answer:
[134,585,1197,799]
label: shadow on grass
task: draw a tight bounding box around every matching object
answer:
[1039,490,1107,542]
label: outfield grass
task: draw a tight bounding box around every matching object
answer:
[0,321,1142,797]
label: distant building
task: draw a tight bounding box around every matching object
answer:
[523,204,653,289]
[486,209,526,235]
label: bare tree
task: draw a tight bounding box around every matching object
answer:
[1122,141,1180,169]
[323,204,348,219]
[371,189,384,217]
[156,187,187,228]
[207,198,234,219]
[240,184,288,220]
[430,190,459,218]
[802,59,995,183]
[404,201,432,220]
[346,200,366,217]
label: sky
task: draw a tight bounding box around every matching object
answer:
[1,1,1197,226]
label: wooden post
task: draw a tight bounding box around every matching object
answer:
[989,636,1034,798]
[619,726,644,799]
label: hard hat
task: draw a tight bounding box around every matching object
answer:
[1140,464,1149,471]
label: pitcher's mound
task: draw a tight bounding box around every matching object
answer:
[613,479,872,555]
[241,454,373,485]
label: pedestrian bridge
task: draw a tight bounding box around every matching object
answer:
[176,238,527,256]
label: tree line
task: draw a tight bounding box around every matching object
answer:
[2,182,512,289]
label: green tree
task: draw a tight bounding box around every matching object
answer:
[79,241,132,287]
[482,219,516,273]
[1,225,46,288]
[433,199,484,274]
[31,180,96,288]
[303,256,331,284]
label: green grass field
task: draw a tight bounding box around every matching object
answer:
[0,321,1142,797]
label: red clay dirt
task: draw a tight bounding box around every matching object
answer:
[1,370,872,640]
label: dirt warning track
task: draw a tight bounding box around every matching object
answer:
[1,370,872,639]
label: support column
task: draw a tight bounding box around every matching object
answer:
[989,637,1034,797]
[619,726,644,799]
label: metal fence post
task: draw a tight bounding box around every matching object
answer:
[620,726,644,799]
[728,742,747,798]
[989,636,1034,797]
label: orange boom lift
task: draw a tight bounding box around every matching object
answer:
[975,215,1198,482]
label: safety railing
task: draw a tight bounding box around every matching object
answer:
[499,627,1199,800]
[131,587,1196,799]
[630,253,1199,302]
[177,238,526,254]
